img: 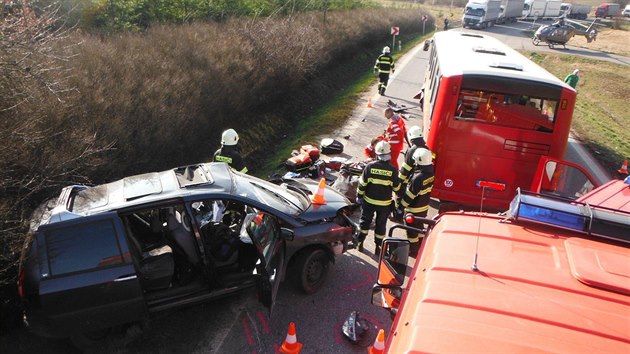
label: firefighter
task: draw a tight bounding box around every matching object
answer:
[397,148,434,256]
[392,126,428,221]
[355,141,401,255]
[213,128,248,173]
[374,46,395,95]
[384,107,406,170]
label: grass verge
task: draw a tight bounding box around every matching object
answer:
[527,51,630,176]
[258,33,433,177]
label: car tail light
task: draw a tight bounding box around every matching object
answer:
[18,269,25,300]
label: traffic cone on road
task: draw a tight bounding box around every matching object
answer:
[367,329,386,354]
[618,160,629,174]
[278,322,303,354]
[311,177,327,205]
[367,97,373,108]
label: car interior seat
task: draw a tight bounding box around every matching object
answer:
[167,212,200,266]
[126,225,175,291]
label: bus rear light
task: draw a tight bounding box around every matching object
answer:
[561,99,567,110]
[476,180,506,191]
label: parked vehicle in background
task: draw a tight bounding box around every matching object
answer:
[462,0,502,29]
[497,0,526,23]
[371,159,630,353]
[542,0,562,17]
[560,2,592,19]
[420,31,578,212]
[18,162,358,348]
[522,0,562,18]
[595,2,620,17]
[522,0,547,17]
[621,3,630,16]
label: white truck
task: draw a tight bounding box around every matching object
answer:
[560,3,591,19]
[543,0,562,17]
[498,0,526,23]
[522,0,561,18]
[463,0,503,29]
[522,0,546,17]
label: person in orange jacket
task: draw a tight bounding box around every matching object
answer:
[383,107,406,170]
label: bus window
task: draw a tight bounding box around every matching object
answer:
[455,88,557,132]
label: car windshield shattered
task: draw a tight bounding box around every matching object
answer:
[239,175,310,215]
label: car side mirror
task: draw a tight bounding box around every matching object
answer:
[280,227,294,241]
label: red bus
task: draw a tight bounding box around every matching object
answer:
[421,31,577,211]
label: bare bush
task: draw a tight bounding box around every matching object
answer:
[0,3,111,285]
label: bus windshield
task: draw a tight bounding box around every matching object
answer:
[455,88,557,132]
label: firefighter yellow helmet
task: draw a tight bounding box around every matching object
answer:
[383,46,391,54]
[407,126,423,140]
[412,148,432,166]
[221,129,239,146]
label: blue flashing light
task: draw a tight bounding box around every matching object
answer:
[517,203,586,230]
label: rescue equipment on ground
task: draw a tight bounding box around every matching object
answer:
[342,311,371,344]
[299,144,320,162]
[320,138,344,155]
[285,153,313,172]
[278,322,303,354]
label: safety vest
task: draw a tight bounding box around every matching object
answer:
[357,160,400,207]
[374,54,394,74]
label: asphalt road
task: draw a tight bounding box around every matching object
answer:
[4,22,620,354]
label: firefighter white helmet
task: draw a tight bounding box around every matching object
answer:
[407,126,423,140]
[375,140,391,156]
[412,148,432,166]
[383,46,390,54]
[221,129,239,146]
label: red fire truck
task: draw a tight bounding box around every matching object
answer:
[371,158,630,352]
[421,31,577,211]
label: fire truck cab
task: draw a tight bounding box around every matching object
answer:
[371,158,630,352]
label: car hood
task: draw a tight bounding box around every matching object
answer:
[293,178,353,222]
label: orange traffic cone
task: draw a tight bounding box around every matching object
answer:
[618,160,629,174]
[278,322,303,354]
[367,329,386,354]
[367,97,373,108]
[311,177,327,205]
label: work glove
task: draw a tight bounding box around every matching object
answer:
[355,197,363,206]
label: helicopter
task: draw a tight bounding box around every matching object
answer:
[531,16,599,49]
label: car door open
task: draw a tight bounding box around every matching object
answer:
[246,211,287,316]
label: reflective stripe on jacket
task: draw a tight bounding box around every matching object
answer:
[357,160,400,206]
[213,146,248,173]
[401,165,434,214]
[374,54,394,74]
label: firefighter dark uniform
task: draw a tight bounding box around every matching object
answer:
[356,141,401,254]
[398,148,434,256]
[213,145,248,173]
[398,127,427,191]
[374,47,395,95]
[214,128,248,174]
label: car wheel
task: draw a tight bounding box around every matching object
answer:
[293,248,330,294]
[70,328,111,350]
